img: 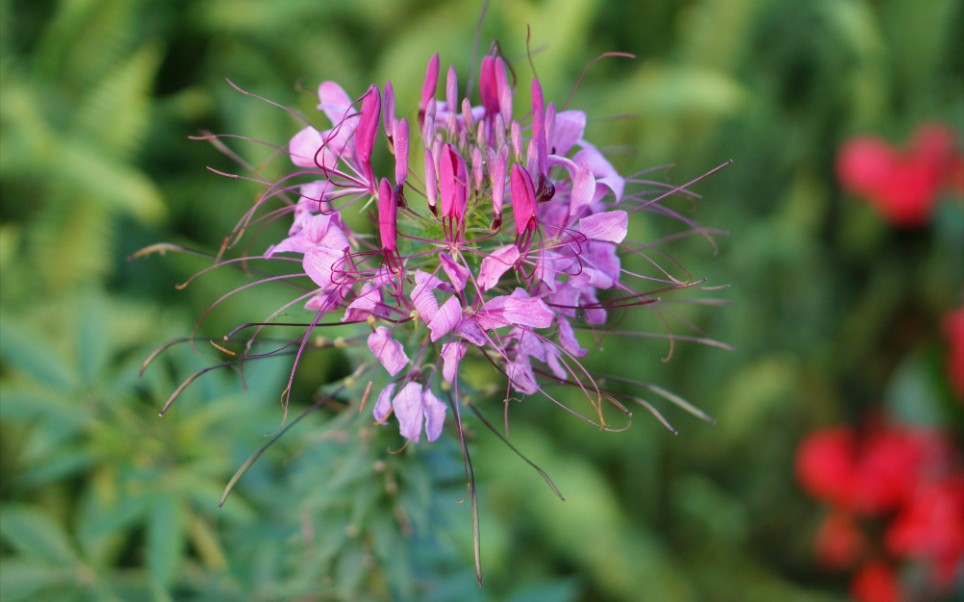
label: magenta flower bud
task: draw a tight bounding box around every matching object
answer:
[377,178,397,252]
[510,163,537,236]
[419,53,440,128]
[495,57,512,124]
[393,118,409,187]
[439,144,467,225]
[355,85,381,189]
[421,98,436,142]
[471,146,484,192]
[479,55,500,117]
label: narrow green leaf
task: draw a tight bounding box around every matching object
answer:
[0,317,76,391]
[0,505,78,564]
[0,560,75,602]
[146,494,184,587]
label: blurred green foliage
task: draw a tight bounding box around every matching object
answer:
[1,0,962,600]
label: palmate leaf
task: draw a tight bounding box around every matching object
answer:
[72,43,162,158]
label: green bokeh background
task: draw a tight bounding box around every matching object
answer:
[1,0,962,600]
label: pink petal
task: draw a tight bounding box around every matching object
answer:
[377,178,397,251]
[419,54,440,127]
[354,85,381,184]
[440,342,467,383]
[506,356,538,395]
[411,271,442,321]
[504,295,554,329]
[439,144,468,223]
[439,253,469,291]
[317,81,354,125]
[530,78,547,178]
[552,110,586,156]
[495,57,512,124]
[393,118,409,187]
[422,388,447,442]
[836,137,897,196]
[393,382,424,442]
[479,55,500,116]
[574,144,625,200]
[367,326,408,376]
[510,164,537,235]
[373,383,396,422]
[488,146,508,220]
[429,296,463,342]
[478,244,520,291]
[557,317,586,357]
[569,164,596,219]
[289,126,328,169]
[303,246,345,290]
[424,146,438,212]
[577,211,628,243]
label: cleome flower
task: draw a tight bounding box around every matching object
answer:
[141,47,728,445]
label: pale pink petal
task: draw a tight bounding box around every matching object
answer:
[317,81,354,125]
[577,211,628,243]
[289,126,326,168]
[303,246,345,290]
[504,296,554,329]
[411,271,442,321]
[456,317,487,346]
[557,317,586,357]
[440,342,467,383]
[367,326,408,376]
[393,118,409,187]
[429,296,462,342]
[574,144,625,200]
[569,164,596,219]
[373,383,396,423]
[393,382,424,442]
[422,388,447,442]
[478,244,520,291]
[439,253,469,291]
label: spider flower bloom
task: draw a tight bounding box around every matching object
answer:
[153,48,725,448]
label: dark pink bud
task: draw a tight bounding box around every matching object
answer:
[355,85,381,189]
[510,164,537,236]
[488,146,508,229]
[445,66,458,132]
[393,118,409,187]
[479,55,500,116]
[439,144,468,224]
[495,57,512,124]
[377,178,397,251]
[419,54,440,128]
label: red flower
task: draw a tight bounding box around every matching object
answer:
[943,307,964,401]
[850,428,932,514]
[851,561,901,602]
[886,474,964,589]
[836,123,963,227]
[796,426,857,507]
[815,511,865,569]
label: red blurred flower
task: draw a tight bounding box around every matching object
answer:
[796,426,857,507]
[815,511,865,569]
[851,561,902,602]
[836,123,963,227]
[944,307,964,400]
[886,475,964,589]
[851,427,933,514]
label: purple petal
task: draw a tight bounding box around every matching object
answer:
[367,326,408,376]
[569,164,596,219]
[487,146,508,220]
[551,110,586,156]
[495,57,512,124]
[504,295,554,329]
[440,342,466,383]
[289,127,328,169]
[393,382,424,442]
[422,388,447,442]
[439,253,469,291]
[530,78,547,178]
[373,383,396,422]
[429,295,462,342]
[506,355,538,395]
[577,210,628,243]
[557,317,586,357]
[574,144,625,201]
[456,317,487,346]
[478,244,520,291]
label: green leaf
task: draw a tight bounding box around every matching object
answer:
[0,316,77,391]
[0,505,78,564]
[75,291,111,386]
[146,493,184,587]
[0,560,76,602]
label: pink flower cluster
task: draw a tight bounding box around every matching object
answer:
[836,124,963,227]
[796,420,964,601]
[210,49,718,444]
